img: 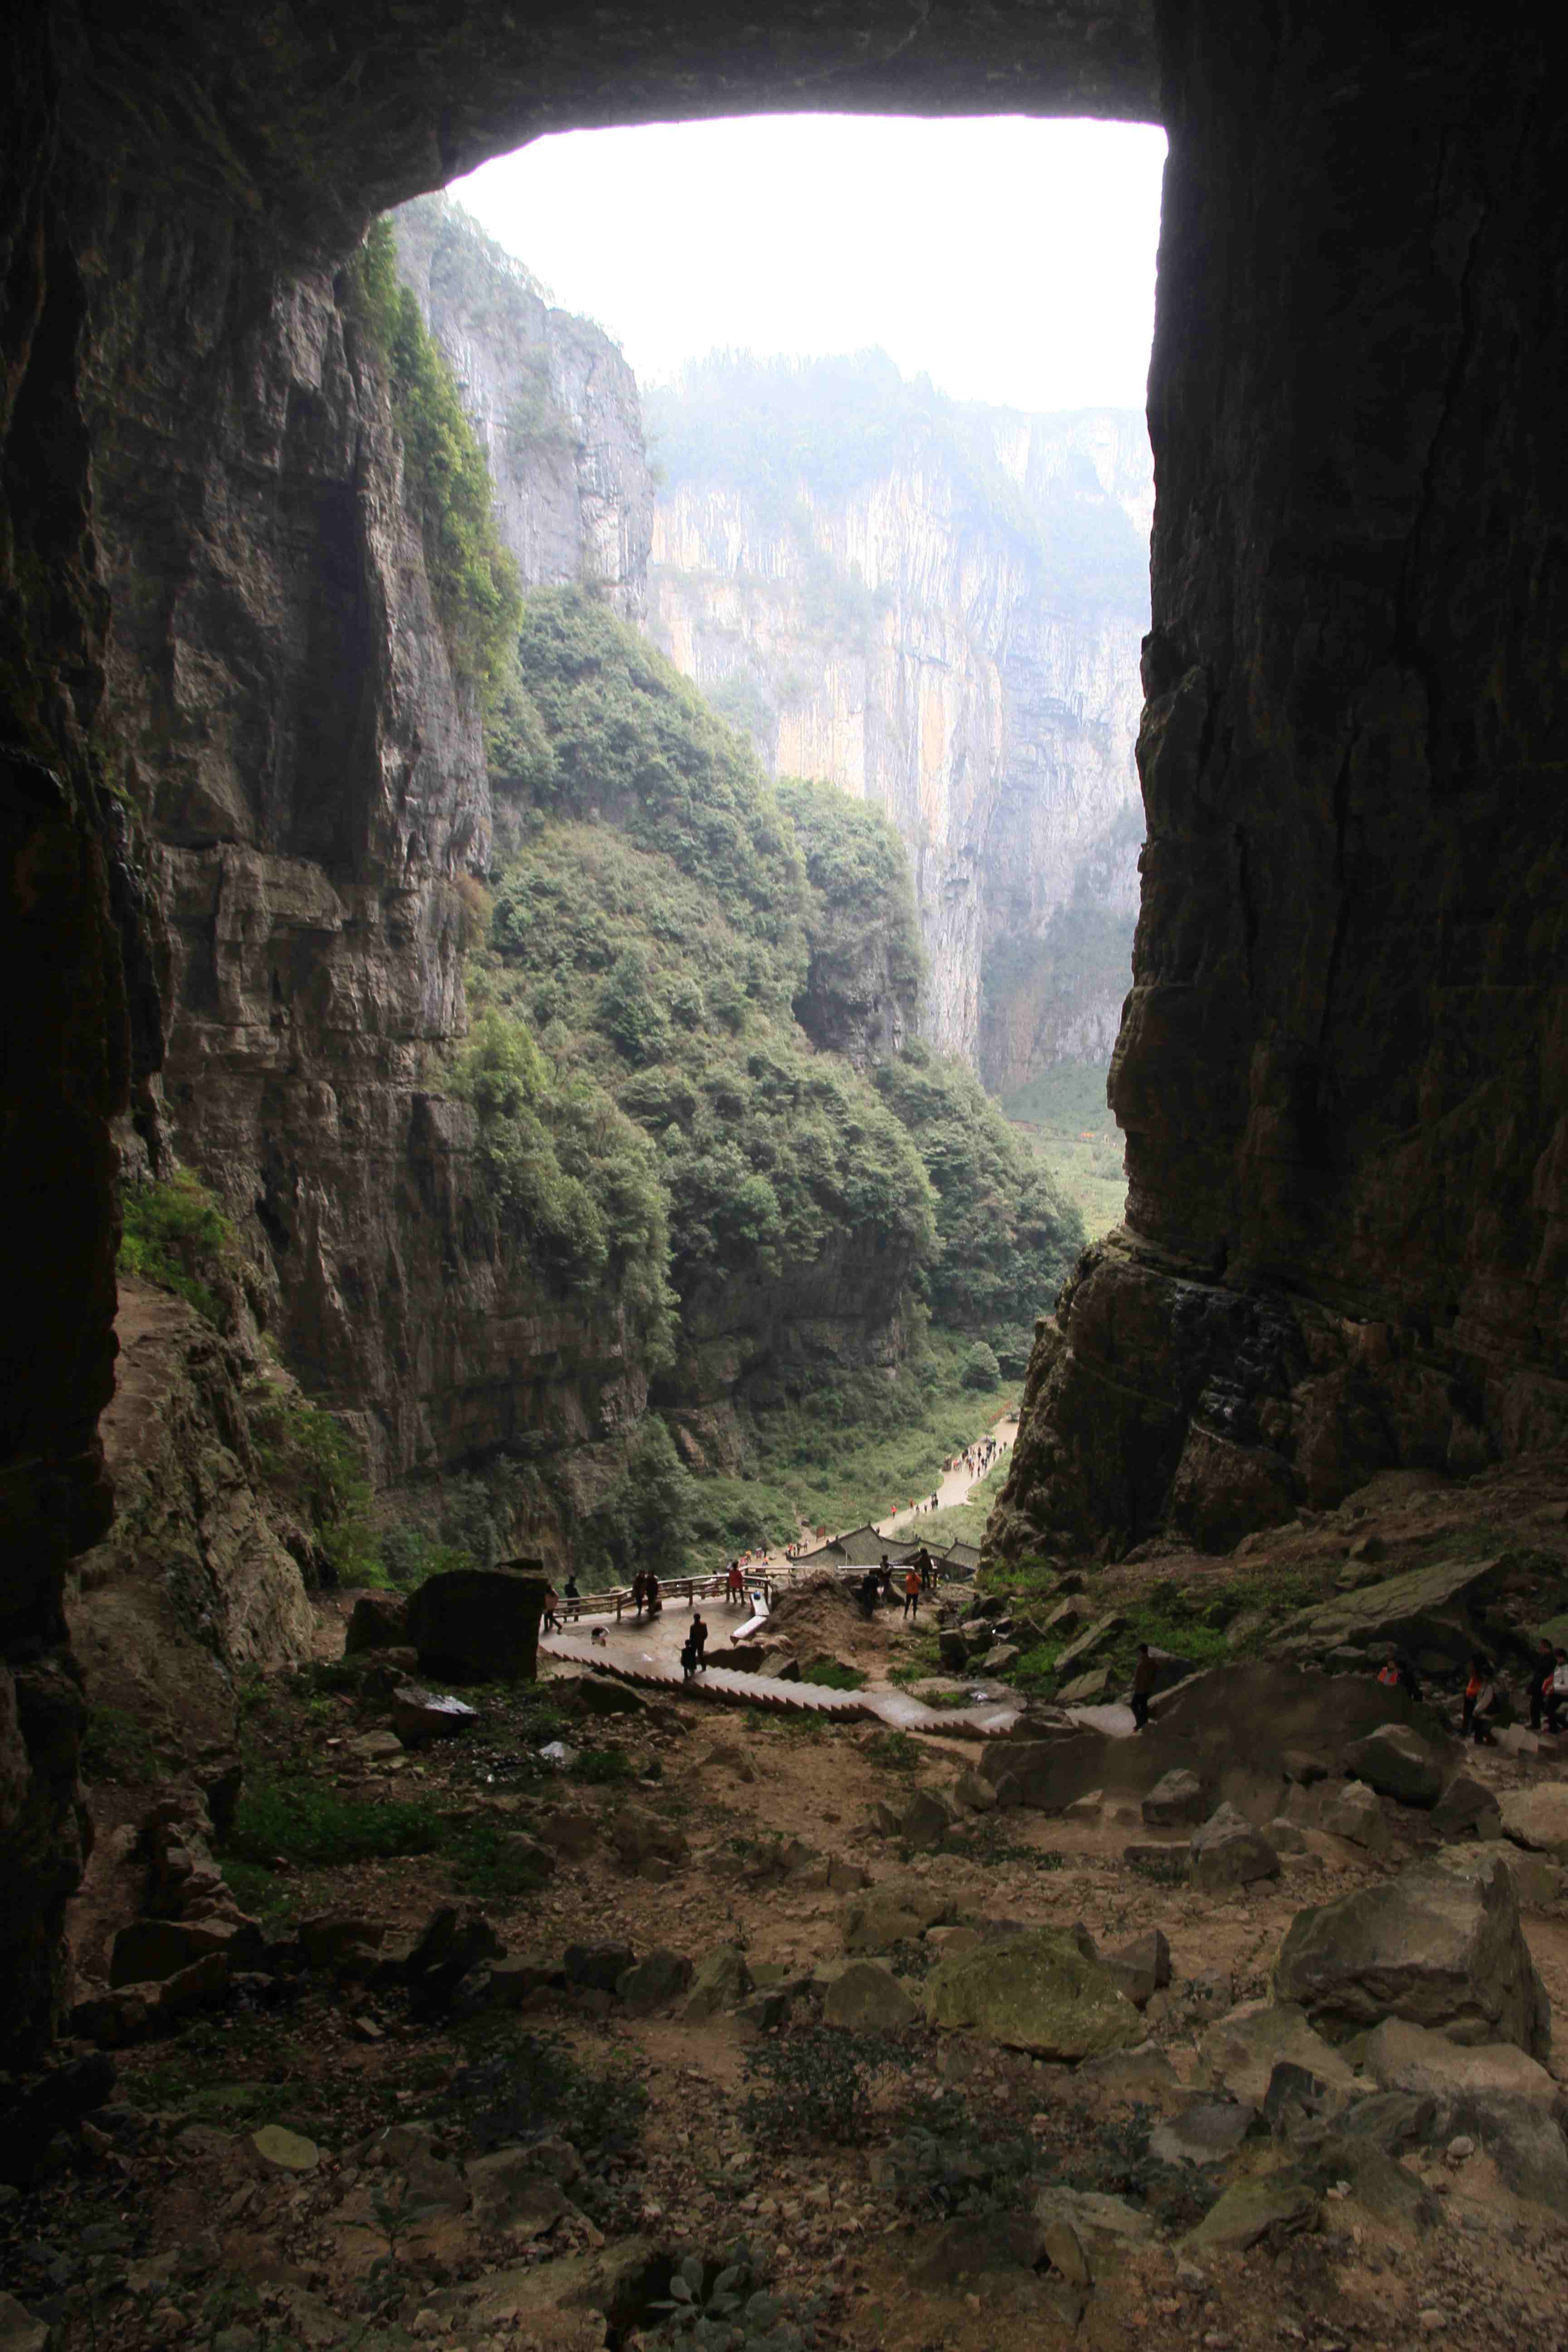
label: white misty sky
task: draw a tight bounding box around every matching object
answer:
[451,115,1167,415]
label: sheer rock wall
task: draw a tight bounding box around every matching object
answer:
[649,407,1151,1084]
[993,4,1568,1562]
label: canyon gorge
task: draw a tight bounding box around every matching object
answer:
[647,356,1150,1088]
[3,0,1567,2079]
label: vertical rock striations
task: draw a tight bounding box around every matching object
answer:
[995,4,1568,1563]
[645,358,1151,1085]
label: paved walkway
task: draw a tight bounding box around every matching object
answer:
[875,1416,1016,1538]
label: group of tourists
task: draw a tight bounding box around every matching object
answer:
[1374,1637,1568,1744]
[540,1573,580,1635]
[856,1547,941,1620]
[630,1570,662,1618]
[955,1435,1002,1478]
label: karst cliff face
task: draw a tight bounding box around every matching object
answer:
[391,196,653,626]
[648,377,1150,1087]
[4,0,1567,2054]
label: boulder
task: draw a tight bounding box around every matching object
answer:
[1319,1779,1390,1852]
[937,1631,970,1671]
[840,1883,951,1953]
[608,1805,689,1872]
[1273,1852,1550,2053]
[1077,2044,1182,2108]
[823,1960,921,2033]
[405,1564,548,1683]
[464,2150,571,2238]
[952,1769,996,1813]
[1276,1552,1533,1676]
[1497,1782,1568,1861]
[683,1946,751,2021]
[1457,1838,1562,1910]
[110,1917,255,1986]
[390,1686,479,1744]
[1058,1667,1114,1705]
[925,1928,1142,2059]
[1142,1769,1205,1828]
[1430,1773,1503,1841]
[563,1674,652,1717]
[982,1643,1021,1675]
[1181,2168,1318,2253]
[1341,1724,1446,1807]
[1148,2101,1259,2167]
[1190,1802,1280,1888]
[1198,2000,1359,2107]
[1053,1615,1127,1679]
[1364,2018,1568,2204]
[1032,2186,1154,2267]
[403,1906,502,2015]
[344,1592,409,1656]
[564,1943,635,1995]
[899,1788,957,1851]
[1312,2136,1442,2232]
[251,2124,319,2174]
[614,1950,693,2013]
[0,2294,49,2352]
[347,1729,403,1762]
[1102,1929,1171,2010]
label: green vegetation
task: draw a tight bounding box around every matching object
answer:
[250,1387,384,1587]
[343,216,520,701]
[117,1167,240,1325]
[227,1776,447,1870]
[80,1704,162,1785]
[773,774,924,1049]
[1002,1056,1127,1240]
[871,1043,1083,1334]
[911,1455,1010,1550]
[799,1658,867,1691]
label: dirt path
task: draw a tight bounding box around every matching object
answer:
[874,1412,1016,1538]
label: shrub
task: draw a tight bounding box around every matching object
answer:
[342,217,520,703]
[250,1389,383,1587]
[118,1168,239,1325]
[960,1340,1001,1391]
[226,1778,447,1868]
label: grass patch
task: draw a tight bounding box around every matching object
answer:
[862,1729,923,1774]
[800,1659,867,1691]
[573,1744,636,1785]
[80,1703,162,1785]
[226,1777,448,1869]
[118,1168,241,1327]
[1001,1060,1127,1242]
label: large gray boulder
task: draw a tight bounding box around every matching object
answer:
[1142,1769,1204,1828]
[1341,1723,1446,1807]
[1275,1552,1534,1676]
[1498,1783,1568,1861]
[1198,2000,1358,2106]
[1190,1802,1280,1888]
[1366,2018,1568,2205]
[406,1564,548,1682]
[1274,1852,1551,2054]
[925,1929,1142,2060]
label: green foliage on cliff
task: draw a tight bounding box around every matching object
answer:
[118,1169,240,1327]
[773,775,925,1038]
[870,1042,1084,1334]
[250,1388,385,1588]
[470,592,937,1291]
[344,218,521,701]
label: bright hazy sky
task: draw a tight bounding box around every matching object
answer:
[451,116,1166,416]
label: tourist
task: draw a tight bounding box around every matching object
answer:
[680,1630,700,1682]
[1376,1644,1421,1702]
[1529,1640,1557,1731]
[1130,1642,1156,1732]
[902,1565,921,1620]
[563,1572,581,1622]
[726,1560,745,1606]
[1547,1649,1568,1733]
[646,1571,662,1616]
[541,1581,560,1634]
[1461,1652,1498,1744]
[858,1567,880,1619]
[632,1570,647,1618]
[691,1610,709,1670]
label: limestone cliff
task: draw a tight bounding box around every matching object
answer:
[645,358,1150,1087]
[391,196,653,624]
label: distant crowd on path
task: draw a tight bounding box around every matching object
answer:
[1373,1637,1568,1744]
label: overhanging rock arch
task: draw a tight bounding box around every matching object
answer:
[2,0,1564,2052]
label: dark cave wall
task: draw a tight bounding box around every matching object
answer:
[994,4,1568,1562]
[2,0,1566,2049]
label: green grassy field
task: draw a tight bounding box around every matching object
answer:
[1001,1062,1126,1242]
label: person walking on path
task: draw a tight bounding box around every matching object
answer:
[631,1571,647,1618]
[690,1611,709,1671]
[1547,1649,1568,1734]
[1130,1643,1156,1732]
[902,1566,921,1620]
[726,1560,745,1607]
[1530,1641,1557,1731]
[563,1573,580,1622]
[645,1571,662,1617]
[542,1581,560,1634]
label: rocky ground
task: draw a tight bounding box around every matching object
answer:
[6,1465,1568,2352]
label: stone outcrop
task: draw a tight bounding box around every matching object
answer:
[391,196,653,625]
[648,369,1149,1082]
[995,5,1568,1559]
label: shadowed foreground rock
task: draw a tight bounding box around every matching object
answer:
[1274,1853,1551,2056]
